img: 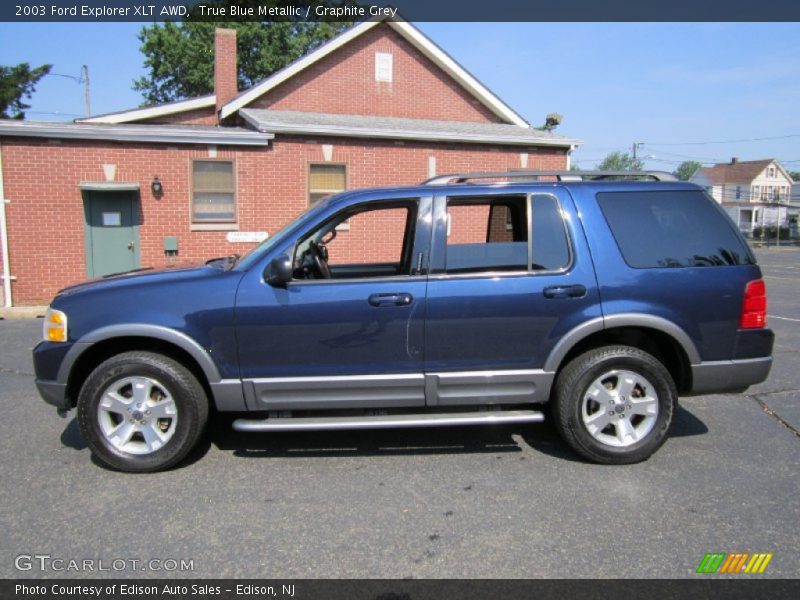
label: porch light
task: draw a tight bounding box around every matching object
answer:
[151,176,163,197]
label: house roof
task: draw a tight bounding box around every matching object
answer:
[239,109,579,147]
[77,95,216,124]
[0,120,272,146]
[221,18,529,127]
[694,159,790,185]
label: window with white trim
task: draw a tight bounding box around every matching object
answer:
[192,160,236,223]
[309,164,346,206]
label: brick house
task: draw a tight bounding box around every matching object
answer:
[0,17,580,306]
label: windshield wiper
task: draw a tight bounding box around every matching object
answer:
[205,254,240,269]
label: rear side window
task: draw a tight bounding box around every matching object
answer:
[446,197,528,273]
[531,194,570,271]
[597,190,753,268]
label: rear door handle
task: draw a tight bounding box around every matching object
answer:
[543,285,587,299]
[368,293,414,307]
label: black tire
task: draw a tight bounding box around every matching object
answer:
[77,351,209,472]
[553,345,676,464]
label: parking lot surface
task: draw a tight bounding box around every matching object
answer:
[1,248,798,579]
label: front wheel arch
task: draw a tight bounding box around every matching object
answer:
[77,350,209,472]
[65,336,214,411]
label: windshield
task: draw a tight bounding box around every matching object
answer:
[235,200,331,271]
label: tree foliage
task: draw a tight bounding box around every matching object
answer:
[673,160,702,181]
[134,16,355,104]
[597,151,644,171]
[790,171,800,182]
[0,62,52,119]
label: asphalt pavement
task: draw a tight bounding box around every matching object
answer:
[0,248,798,579]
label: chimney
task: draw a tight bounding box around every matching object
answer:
[731,157,739,164]
[214,28,237,119]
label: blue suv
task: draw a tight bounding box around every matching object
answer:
[33,171,774,471]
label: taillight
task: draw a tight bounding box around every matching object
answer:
[740,279,767,329]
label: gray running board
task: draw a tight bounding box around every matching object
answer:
[232,409,544,432]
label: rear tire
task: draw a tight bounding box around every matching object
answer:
[553,345,676,464]
[77,351,208,472]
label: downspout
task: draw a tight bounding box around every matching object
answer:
[0,144,12,307]
[565,144,575,170]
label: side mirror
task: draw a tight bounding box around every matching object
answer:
[265,254,293,286]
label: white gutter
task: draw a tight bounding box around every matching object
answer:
[0,121,273,147]
[0,144,12,307]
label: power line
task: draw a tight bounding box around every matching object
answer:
[644,134,800,146]
[27,111,84,117]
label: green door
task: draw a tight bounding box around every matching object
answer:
[83,192,140,277]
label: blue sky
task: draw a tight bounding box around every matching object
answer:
[1,21,798,172]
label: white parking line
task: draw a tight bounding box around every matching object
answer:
[769,315,800,322]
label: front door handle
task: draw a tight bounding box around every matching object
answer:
[368,293,413,307]
[543,284,587,299]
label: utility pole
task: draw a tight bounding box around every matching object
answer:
[632,142,644,160]
[81,65,90,117]
[45,66,91,117]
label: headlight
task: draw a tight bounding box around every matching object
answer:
[43,307,68,343]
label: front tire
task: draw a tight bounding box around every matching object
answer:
[553,345,676,464]
[77,351,209,472]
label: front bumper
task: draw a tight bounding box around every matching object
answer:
[33,340,75,412]
[689,356,773,396]
[35,379,69,410]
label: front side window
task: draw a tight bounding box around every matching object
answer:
[309,164,346,206]
[192,160,235,223]
[293,200,418,280]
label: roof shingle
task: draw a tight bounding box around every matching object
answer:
[239,108,580,147]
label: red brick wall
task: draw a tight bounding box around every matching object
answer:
[215,28,238,115]
[0,135,565,305]
[247,23,504,124]
[133,107,218,126]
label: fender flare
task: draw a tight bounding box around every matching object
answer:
[543,313,701,373]
[57,324,221,384]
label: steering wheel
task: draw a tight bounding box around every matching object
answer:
[308,240,331,279]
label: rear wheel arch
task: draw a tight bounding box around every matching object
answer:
[547,318,696,395]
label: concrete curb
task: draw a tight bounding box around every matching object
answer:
[0,306,47,320]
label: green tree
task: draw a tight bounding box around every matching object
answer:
[134,16,355,104]
[673,160,702,181]
[0,62,52,119]
[790,171,800,182]
[597,151,644,171]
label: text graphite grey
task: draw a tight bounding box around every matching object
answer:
[15,4,399,18]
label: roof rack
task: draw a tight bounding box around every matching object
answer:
[422,170,677,185]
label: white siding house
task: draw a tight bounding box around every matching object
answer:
[690,158,797,238]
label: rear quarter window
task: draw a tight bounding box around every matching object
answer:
[596,190,754,268]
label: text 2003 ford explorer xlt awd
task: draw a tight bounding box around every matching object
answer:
[33,171,774,472]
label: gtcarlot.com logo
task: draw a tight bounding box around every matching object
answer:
[14,554,194,573]
[696,552,773,574]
